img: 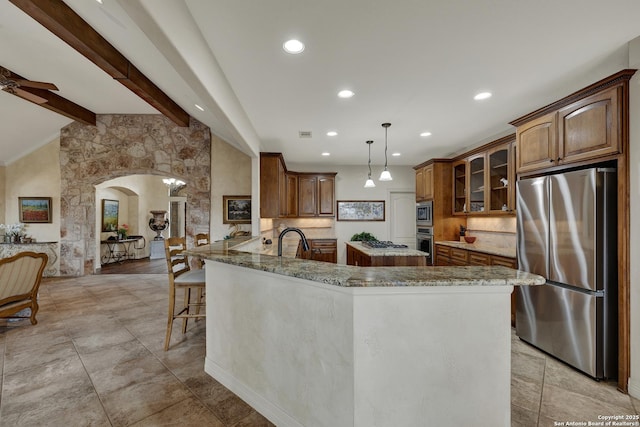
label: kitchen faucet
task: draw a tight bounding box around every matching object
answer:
[278,227,309,256]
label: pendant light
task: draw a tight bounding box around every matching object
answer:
[379,122,393,181]
[364,140,376,188]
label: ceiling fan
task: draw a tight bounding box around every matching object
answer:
[0,66,58,104]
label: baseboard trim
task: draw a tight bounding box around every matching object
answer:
[628,376,640,399]
[204,357,304,427]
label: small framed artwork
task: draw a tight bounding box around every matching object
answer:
[19,197,52,223]
[101,199,119,232]
[336,200,385,221]
[223,195,251,224]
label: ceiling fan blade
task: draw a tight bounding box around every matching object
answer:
[11,87,48,104]
[13,79,58,91]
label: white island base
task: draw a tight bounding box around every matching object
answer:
[203,261,513,427]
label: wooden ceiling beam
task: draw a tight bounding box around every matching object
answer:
[19,86,97,126]
[9,0,190,127]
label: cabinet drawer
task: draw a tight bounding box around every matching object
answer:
[468,252,491,266]
[435,245,451,257]
[450,248,468,262]
[491,255,517,269]
[310,239,337,248]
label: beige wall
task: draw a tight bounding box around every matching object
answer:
[0,165,5,224]
[3,138,61,243]
[211,133,252,241]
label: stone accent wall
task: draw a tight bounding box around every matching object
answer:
[60,114,210,276]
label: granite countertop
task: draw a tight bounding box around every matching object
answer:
[436,240,516,259]
[345,241,429,257]
[186,237,543,288]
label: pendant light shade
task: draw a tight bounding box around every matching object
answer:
[364,140,376,188]
[379,122,393,181]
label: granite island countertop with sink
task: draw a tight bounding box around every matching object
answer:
[187,236,542,288]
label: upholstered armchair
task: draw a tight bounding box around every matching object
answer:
[0,251,48,325]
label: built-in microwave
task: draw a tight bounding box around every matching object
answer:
[416,201,433,226]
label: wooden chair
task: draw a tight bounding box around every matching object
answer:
[164,237,205,351]
[0,251,48,325]
[195,233,209,269]
[195,233,209,247]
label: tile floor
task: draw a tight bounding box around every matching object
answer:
[0,273,637,426]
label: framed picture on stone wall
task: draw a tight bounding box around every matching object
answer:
[19,197,52,223]
[223,195,251,224]
[101,199,119,232]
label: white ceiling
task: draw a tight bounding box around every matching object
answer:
[1,0,640,167]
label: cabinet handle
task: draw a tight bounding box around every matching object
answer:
[557,157,561,162]
[549,159,554,163]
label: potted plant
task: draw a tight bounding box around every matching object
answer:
[350,231,377,242]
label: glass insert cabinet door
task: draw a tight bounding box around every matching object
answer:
[453,160,467,214]
[468,154,485,213]
[488,145,510,212]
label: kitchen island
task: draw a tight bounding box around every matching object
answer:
[345,240,428,266]
[186,237,544,427]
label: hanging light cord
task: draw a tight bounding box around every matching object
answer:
[368,140,373,178]
[382,123,391,170]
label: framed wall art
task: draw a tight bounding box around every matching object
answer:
[223,195,251,224]
[101,199,119,232]
[19,197,53,223]
[336,200,385,221]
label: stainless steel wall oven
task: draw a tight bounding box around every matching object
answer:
[416,226,433,266]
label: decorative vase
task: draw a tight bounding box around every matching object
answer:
[149,210,169,240]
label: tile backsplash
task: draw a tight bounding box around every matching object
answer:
[466,216,516,249]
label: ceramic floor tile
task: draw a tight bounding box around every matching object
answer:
[543,356,632,410]
[511,403,539,427]
[129,396,225,426]
[4,340,78,375]
[97,370,192,426]
[511,373,543,412]
[540,383,636,423]
[231,409,277,427]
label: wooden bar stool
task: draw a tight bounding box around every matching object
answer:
[163,237,205,351]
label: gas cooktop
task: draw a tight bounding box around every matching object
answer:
[361,241,409,249]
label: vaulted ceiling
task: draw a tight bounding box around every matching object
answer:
[1,0,640,166]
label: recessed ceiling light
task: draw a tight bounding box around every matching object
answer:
[194,104,204,111]
[392,152,401,157]
[95,0,103,3]
[474,92,492,101]
[420,132,432,137]
[337,90,354,98]
[326,131,338,137]
[321,152,330,156]
[283,39,305,54]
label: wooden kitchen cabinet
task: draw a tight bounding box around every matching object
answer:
[415,164,434,201]
[468,251,491,266]
[558,86,620,164]
[260,153,336,218]
[298,174,336,217]
[514,83,624,175]
[260,153,285,218]
[297,239,337,263]
[279,172,298,217]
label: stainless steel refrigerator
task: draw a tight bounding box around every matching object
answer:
[515,167,617,379]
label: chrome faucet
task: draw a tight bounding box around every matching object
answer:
[278,227,309,256]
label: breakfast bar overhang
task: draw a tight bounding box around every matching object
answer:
[186,239,544,427]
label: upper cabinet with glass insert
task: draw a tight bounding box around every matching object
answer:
[451,134,516,216]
